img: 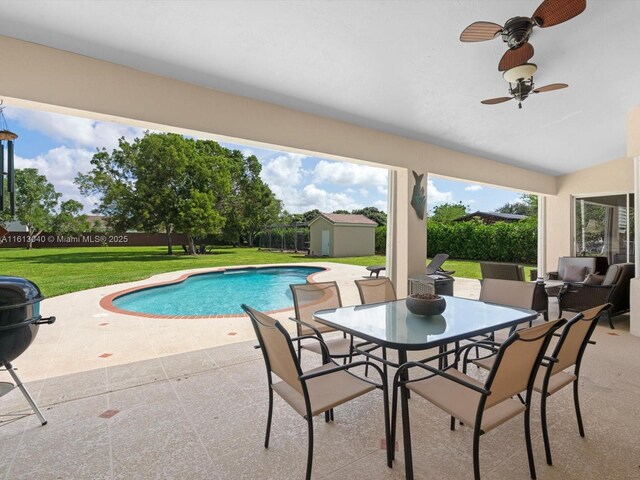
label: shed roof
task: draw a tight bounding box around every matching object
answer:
[310,213,377,226]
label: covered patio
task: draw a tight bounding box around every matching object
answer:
[1,2,640,479]
[1,269,638,479]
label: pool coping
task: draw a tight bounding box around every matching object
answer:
[99,265,327,319]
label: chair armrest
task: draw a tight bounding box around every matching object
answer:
[453,340,501,365]
[395,361,489,395]
[289,316,323,338]
[300,360,386,388]
[546,271,559,280]
[290,334,331,362]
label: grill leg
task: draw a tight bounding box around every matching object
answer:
[4,363,47,426]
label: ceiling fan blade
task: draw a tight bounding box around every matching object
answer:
[498,43,535,71]
[532,0,586,28]
[533,83,569,93]
[460,21,503,42]
[481,97,514,105]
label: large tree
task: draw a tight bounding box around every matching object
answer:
[52,199,91,236]
[496,194,538,217]
[6,168,61,248]
[429,202,469,224]
[351,206,387,226]
[76,133,280,254]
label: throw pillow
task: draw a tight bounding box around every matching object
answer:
[583,273,604,285]
[563,265,587,282]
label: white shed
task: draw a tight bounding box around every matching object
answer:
[308,213,377,257]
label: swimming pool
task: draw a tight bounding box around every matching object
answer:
[109,266,324,317]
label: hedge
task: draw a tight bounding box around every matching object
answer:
[375,220,537,263]
[426,219,537,263]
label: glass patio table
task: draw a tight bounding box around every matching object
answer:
[314,295,537,479]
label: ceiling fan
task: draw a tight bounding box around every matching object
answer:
[481,63,568,109]
[460,0,586,71]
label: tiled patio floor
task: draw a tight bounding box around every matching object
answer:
[1,266,639,479]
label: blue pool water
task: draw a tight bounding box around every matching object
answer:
[112,266,324,316]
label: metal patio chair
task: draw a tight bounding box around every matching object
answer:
[242,304,391,479]
[392,319,566,480]
[290,281,352,362]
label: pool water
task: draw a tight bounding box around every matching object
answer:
[112,266,324,316]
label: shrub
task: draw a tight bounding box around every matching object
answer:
[375,226,387,254]
[427,219,537,263]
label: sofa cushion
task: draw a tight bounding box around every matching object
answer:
[602,264,622,285]
[584,273,605,285]
[563,265,587,282]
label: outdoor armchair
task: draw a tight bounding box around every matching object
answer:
[546,256,597,286]
[290,281,353,361]
[471,304,611,466]
[480,261,525,281]
[391,319,566,480]
[243,304,391,479]
[354,277,397,305]
[558,263,633,328]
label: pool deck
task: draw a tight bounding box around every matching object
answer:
[1,262,481,383]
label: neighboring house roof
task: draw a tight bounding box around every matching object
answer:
[310,213,378,226]
[453,211,527,223]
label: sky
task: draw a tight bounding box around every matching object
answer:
[3,105,523,215]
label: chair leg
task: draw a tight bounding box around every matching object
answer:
[324,410,331,423]
[305,415,314,480]
[381,373,392,468]
[5,363,47,426]
[450,416,456,431]
[524,405,537,479]
[541,393,553,466]
[573,380,585,437]
[330,408,334,422]
[472,425,481,480]
[607,311,615,329]
[264,386,274,448]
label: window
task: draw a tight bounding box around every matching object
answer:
[573,193,634,264]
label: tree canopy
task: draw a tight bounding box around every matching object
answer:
[496,194,538,217]
[429,202,469,224]
[76,133,281,254]
[2,168,60,248]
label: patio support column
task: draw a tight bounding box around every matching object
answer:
[537,195,547,279]
[387,169,409,297]
[628,106,640,337]
[630,156,640,337]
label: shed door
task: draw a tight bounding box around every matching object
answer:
[321,230,330,256]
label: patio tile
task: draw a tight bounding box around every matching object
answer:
[156,348,217,379]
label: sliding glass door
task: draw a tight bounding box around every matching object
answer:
[573,193,634,264]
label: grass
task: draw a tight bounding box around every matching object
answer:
[0,246,535,298]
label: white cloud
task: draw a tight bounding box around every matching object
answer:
[6,107,145,151]
[468,199,476,204]
[313,160,388,188]
[15,146,97,211]
[373,200,388,210]
[359,188,369,197]
[260,153,306,187]
[427,178,453,206]
[299,184,362,212]
[465,184,483,192]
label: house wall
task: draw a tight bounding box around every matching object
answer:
[309,217,334,257]
[0,35,558,287]
[545,157,634,273]
[333,226,376,257]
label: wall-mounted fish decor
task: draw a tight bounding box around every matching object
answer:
[410,170,426,220]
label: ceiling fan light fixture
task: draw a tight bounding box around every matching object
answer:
[503,63,537,83]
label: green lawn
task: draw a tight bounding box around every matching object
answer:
[0,246,534,298]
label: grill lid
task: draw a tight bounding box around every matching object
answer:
[0,276,43,309]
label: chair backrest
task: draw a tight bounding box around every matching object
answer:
[557,256,596,279]
[550,304,611,374]
[484,319,565,408]
[290,281,342,335]
[480,262,525,281]
[426,253,449,275]
[479,278,536,309]
[243,304,304,395]
[607,263,634,313]
[355,278,397,304]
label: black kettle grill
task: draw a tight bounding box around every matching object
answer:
[0,275,55,425]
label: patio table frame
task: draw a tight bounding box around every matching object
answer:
[314,296,537,479]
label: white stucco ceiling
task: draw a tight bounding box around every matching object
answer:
[0,0,639,176]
